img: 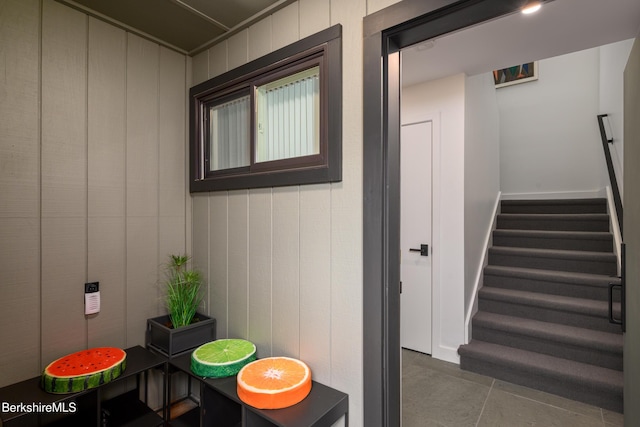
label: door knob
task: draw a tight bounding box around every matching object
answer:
[409,244,428,256]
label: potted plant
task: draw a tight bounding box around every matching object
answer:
[146,254,216,358]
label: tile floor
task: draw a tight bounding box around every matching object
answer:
[402,349,624,427]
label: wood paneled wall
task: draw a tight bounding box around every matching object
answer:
[190,1,400,425]
[0,0,404,423]
[0,0,189,387]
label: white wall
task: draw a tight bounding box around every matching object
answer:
[599,38,634,198]
[0,0,189,397]
[498,47,608,198]
[464,73,501,313]
[401,74,466,363]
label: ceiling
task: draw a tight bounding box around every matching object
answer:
[402,0,640,87]
[58,0,640,69]
[58,0,292,54]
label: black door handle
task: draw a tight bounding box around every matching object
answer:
[409,244,428,256]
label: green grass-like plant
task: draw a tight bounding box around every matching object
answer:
[164,254,203,328]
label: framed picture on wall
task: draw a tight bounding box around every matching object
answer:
[493,61,538,88]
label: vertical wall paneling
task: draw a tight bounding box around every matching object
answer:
[192,50,210,86]
[227,29,249,70]
[1,0,190,388]
[299,184,332,384]
[330,1,365,425]
[0,0,41,387]
[248,189,273,358]
[155,46,185,407]
[188,1,367,425]
[227,190,249,338]
[209,193,229,337]
[185,57,194,267]
[159,47,187,267]
[271,187,301,358]
[41,0,88,364]
[125,33,160,347]
[299,0,331,39]
[272,3,300,50]
[87,17,127,348]
[207,41,228,79]
[248,16,272,62]
[191,194,210,315]
[366,0,402,15]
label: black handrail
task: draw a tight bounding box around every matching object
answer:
[597,114,623,236]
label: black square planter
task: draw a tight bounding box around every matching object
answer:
[146,313,216,358]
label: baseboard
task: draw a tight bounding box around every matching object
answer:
[432,344,461,365]
[464,191,501,344]
[501,189,606,200]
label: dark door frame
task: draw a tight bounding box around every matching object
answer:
[362,1,539,426]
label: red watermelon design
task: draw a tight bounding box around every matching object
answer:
[41,347,126,394]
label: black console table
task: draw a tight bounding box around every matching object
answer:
[0,345,166,427]
[168,352,349,427]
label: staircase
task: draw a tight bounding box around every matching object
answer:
[458,198,623,413]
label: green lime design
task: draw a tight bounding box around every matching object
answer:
[191,339,257,378]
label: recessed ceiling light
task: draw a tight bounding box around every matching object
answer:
[522,1,542,14]
[416,40,436,51]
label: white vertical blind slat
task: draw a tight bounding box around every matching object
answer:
[258,72,319,163]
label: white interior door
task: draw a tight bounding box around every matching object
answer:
[400,121,433,354]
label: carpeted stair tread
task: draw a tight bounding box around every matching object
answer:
[492,229,613,252]
[488,246,617,275]
[483,265,620,301]
[458,340,623,392]
[493,229,611,240]
[489,246,616,261]
[483,265,619,287]
[472,311,623,352]
[501,198,607,214]
[497,213,609,232]
[478,286,619,318]
[461,198,623,411]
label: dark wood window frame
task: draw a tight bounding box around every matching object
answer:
[189,24,342,192]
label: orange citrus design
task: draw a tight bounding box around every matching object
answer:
[237,357,312,409]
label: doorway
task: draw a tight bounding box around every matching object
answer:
[362,2,538,426]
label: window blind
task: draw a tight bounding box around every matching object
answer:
[209,94,250,171]
[256,67,320,163]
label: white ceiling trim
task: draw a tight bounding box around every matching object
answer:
[56,0,189,54]
[187,0,296,56]
[170,0,230,31]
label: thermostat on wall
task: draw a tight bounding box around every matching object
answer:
[84,282,100,315]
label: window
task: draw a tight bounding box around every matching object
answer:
[206,90,250,171]
[190,25,342,192]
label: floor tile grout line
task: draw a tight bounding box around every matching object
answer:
[475,378,494,427]
[403,350,622,426]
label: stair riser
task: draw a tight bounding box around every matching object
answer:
[497,217,609,232]
[501,204,607,215]
[471,326,622,371]
[483,274,620,302]
[459,356,623,413]
[488,252,617,276]
[492,235,613,252]
[478,298,622,334]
